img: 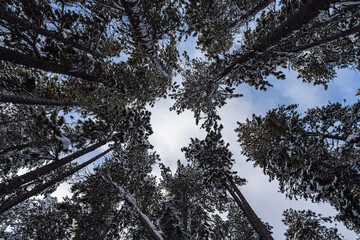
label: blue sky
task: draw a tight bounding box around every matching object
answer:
[52,36,360,240]
[148,41,360,239]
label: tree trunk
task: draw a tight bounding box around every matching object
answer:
[284,24,360,52]
[103,174,164,240]
[0,7,103,58]
[122,0,170,78]
[0,148,113,214]
[226,179,274,240]
[0,139,108,196]
[218,0,334,79]
[0,46,101,83]
[0,94,76,107]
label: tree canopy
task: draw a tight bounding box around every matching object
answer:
[0,0,359,239]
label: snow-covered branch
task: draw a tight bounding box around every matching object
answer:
[102,173,164,240]
[121,0,170,79]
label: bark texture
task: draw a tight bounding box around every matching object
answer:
[0,94,76,107]
[218,0,334,79]
[0,139,108,196]
[226,179,274,240]
[0,148,113,214]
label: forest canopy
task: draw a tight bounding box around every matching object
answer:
[0,0,359,239]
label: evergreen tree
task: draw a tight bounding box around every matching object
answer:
[171,0,360,121]
[1,0,359,238]
[225,202,273,240]
[182,0,275,57]
[160,161,229,239]
[236,101,360,232]
[0,0,177,215]
[62,143,162,239]
[0,196,73,239]
[182,124,274,240]
[0,104,153,211]
[282,209,344,240]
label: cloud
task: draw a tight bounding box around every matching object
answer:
[148,98,205,171]
[331,69,359,103]
[270,72,326,111]
[215,73,359,239]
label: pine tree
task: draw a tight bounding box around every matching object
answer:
[182,0,275,57]
[0,0,180,215]
[282,209,344,240]
[171,0,360,122]
[160,161,229,239]
[226,202,259,239]
[182,123,274,240]
[236,101,360,233]
[0,196,73,239]
[0,104,153,212]
[1,0,359,238]
[62,143,162,239]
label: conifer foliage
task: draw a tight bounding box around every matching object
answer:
[282,209,344,240]
[236,102,360,233]
[1,0,359,239]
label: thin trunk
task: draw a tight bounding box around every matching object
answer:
[0,148,113,214]
[226,179,274,240]
[0,46,102,83]
[283,24,360,52]
[103,174,164,240]
[218,0,334,79]
[0,139,108,196]
[0,7,103,58]
[122,0,170,79]
[0,94,76,107]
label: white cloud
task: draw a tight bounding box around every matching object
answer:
[215,75,359,239]
[331,69,359,103]
[148,98,205,171]
[272,73,327,111]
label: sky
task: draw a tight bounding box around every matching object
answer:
[3,2,358,239]
[52,38,360,239]
[148,39,360,239]
[50,36,360,240]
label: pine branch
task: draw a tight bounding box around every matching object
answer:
[122,0,170,79]
[218,0,335,80]
[103,173,164,240]
[0,143,31,155]
[234,0,274,25]
[305,131,347,141]
[0,46,103,83]
[0,7,104,58]
[281,24,360,52]
[0,117,30,126]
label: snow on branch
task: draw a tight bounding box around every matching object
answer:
[122,0,171,79]
[102,173,164,240]
[217,0,333,80]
